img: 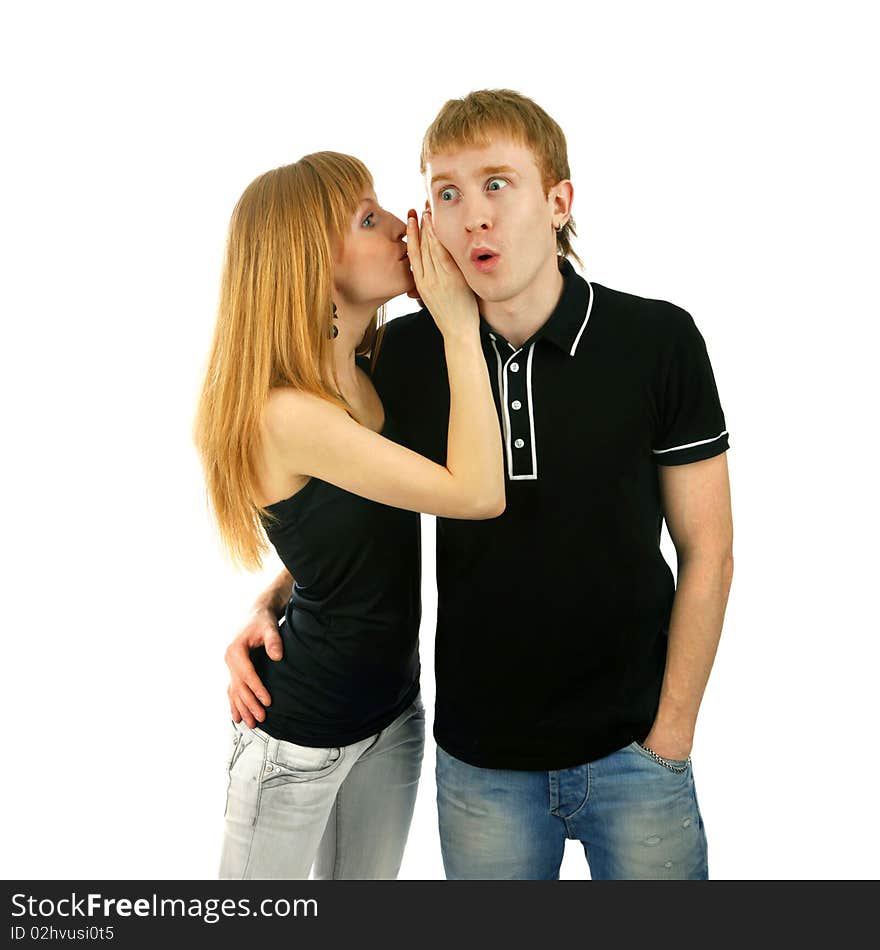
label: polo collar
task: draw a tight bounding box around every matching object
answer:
[478,258,594,357]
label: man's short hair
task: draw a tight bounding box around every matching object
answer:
[421,89,580,265]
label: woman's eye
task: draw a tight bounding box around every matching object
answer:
[361,213,375,228]
[439,187,458,202]
[486,178,508,192]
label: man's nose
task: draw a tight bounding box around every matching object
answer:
[465,216,491,233]
[464,198,491,233]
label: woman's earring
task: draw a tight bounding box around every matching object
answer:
[331,302,339,339]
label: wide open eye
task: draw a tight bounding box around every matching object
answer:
[486,178,508,192]
[439,187,459,202]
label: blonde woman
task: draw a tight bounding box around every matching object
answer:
[194,153,504,879]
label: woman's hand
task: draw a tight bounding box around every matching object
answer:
[406,209,479,341]
[224,606,281,728]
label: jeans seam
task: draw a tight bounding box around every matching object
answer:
[559,764,592,822]
[240,738,267,879]
[332,786,343,880]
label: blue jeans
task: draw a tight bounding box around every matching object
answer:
[436,741,708,879]
[219,696,425,879]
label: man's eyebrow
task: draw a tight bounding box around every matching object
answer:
[430,165,519,186]
[479,165,518,177]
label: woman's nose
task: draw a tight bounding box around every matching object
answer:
[390,214,407,241]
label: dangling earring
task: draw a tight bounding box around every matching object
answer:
[330,302,339,339]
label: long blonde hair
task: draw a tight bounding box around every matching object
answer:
[194,152,383,569]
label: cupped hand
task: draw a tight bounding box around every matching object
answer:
[406,210,478,339]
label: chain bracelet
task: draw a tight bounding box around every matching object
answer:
[638,742,691,774]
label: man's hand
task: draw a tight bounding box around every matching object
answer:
[225,606,283,728]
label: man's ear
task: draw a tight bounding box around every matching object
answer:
[550,179,574,225]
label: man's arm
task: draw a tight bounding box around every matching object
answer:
[642,452,734,760]
[225,567,293,728]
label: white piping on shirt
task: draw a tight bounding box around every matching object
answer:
[490,338,508,439]
[652,430,728,454]
[519,342,538,480]
[490,336,538,480]
[569,281,595,357]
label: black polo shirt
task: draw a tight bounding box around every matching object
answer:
[372,259,730,770]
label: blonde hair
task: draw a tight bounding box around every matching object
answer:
[194,152,383,569]
[421,89,581,266]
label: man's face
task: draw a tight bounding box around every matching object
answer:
[425,137,561,305]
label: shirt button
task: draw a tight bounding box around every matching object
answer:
[510,362,520,373]
[514,438,525,449]
[511,400,522,410]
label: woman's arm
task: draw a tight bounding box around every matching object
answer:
[262,212,505,520]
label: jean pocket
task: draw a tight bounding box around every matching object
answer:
[223,728,265,820]
[264,739,344,781]
[226,723,254,773]
[631,741,690,774]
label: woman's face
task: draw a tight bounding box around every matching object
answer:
[332,190,415,309]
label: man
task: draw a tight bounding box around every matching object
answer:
[226,89,733,879]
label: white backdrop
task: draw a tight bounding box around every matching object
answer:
[2,1,877,880]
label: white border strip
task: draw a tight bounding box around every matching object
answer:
[490,339,512,478]
[518,342,538,480]
[652,429,728,455]
[492,339,540,481]
[506,341,537,480]
[569,281,594,357]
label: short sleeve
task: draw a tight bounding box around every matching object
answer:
[652,309,730,466]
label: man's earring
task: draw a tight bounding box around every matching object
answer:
[331,302,339,339]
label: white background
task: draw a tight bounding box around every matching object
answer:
[2,1,877,880]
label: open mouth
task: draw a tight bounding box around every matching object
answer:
[470,248,500,272]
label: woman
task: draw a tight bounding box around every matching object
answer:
[194,152,504,879]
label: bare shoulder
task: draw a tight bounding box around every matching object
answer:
[256,388,353,504]
[262,387,347,444]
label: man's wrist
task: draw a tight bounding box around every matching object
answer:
[650,711,696,746]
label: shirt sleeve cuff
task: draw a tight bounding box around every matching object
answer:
[652,430,730,466]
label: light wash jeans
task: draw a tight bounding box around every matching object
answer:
[219,696,425,879]
[437,741,708,879]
